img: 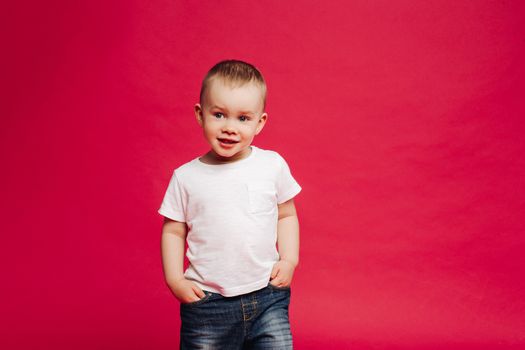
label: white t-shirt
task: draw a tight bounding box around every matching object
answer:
[158,146,301,297]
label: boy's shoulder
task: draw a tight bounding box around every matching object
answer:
[253,146,285,162]
[246,146,290,170]
[170,156,200,177]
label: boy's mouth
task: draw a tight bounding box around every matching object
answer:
[218,138,239,144]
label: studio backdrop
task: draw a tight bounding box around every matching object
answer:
[2,1,524,349]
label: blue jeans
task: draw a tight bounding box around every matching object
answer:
[180,282,293,349]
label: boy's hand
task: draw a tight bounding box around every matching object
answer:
[168,278,206,304]
[269,259,296,287]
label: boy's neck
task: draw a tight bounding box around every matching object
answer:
[199,146,253,165]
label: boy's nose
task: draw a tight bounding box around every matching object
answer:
[221,122,237,134]
[222,128,237,135]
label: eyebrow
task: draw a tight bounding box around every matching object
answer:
[238,111,256,116]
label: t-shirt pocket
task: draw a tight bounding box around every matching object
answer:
[247,181,277,214]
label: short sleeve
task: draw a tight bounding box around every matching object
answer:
[158,171,186,222]
[276,154,302,204]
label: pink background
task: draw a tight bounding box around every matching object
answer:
[2,1,525,349]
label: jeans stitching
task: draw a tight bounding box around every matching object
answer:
[241,294,258,321]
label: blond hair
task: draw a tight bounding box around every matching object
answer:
[199,59,267,109]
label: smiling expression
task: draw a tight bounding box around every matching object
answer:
[195,78,267,164]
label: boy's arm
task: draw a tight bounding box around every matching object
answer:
[161,217,207,302]
[161,217,187,285]
[271,198,300,287]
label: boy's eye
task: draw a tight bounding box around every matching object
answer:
[214,113,224,119]
[239,115,249,122]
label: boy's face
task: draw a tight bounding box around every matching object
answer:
[195,78,267,163]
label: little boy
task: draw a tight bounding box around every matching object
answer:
[158,59,301,349]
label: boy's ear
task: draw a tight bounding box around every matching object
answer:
[194,103,204,127]
[255,112,268,135]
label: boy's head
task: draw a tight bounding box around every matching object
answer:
[195,60,268,164]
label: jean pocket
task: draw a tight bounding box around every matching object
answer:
[180,292,212,307]
[247,181,277,214]
[267,282,291,291]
